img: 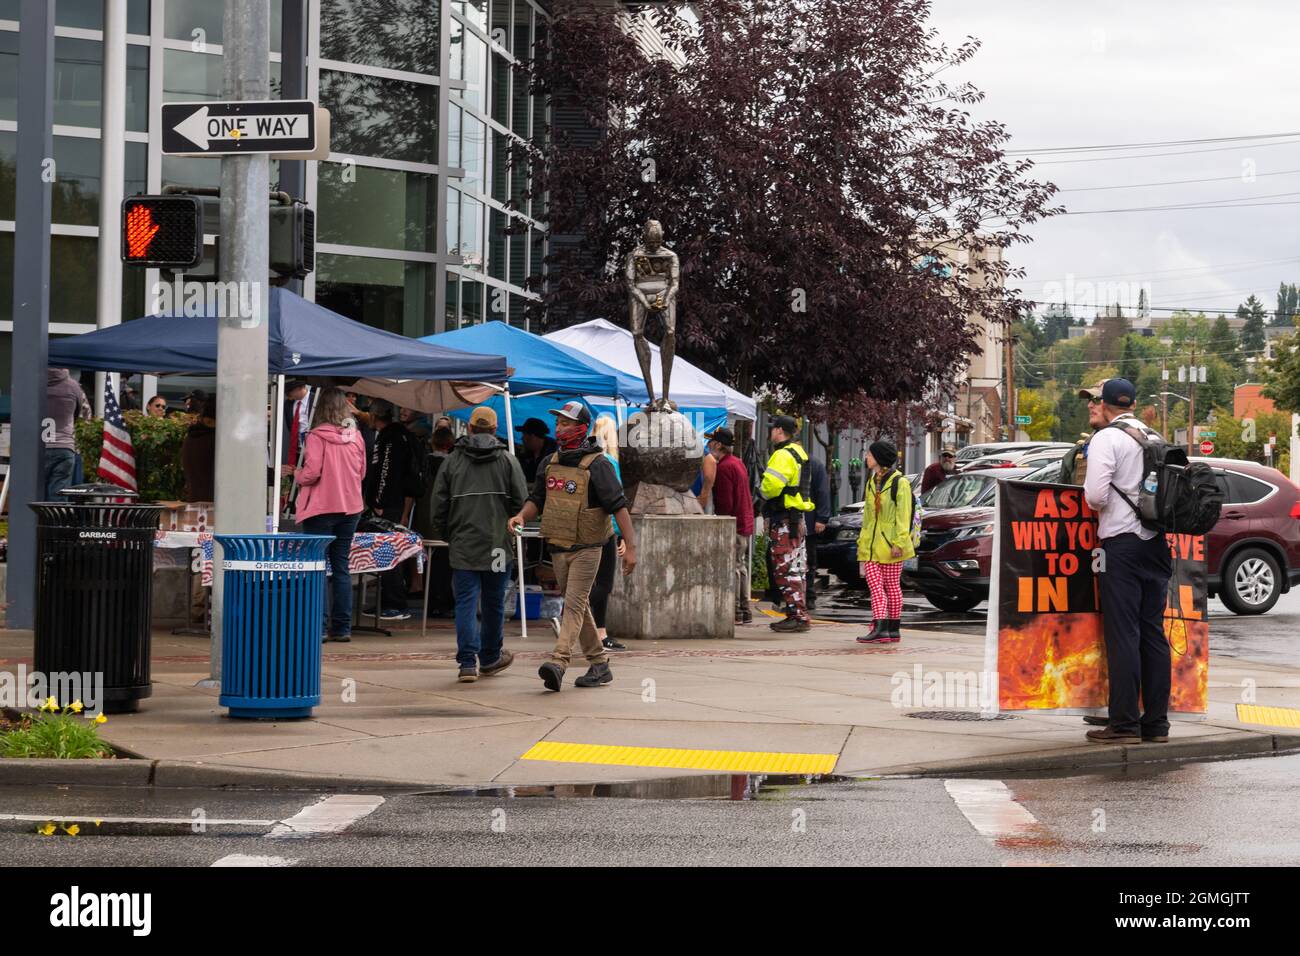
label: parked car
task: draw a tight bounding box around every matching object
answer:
[900,457,1300,615]
[817,467,1033,584]
[955,441,1061,468]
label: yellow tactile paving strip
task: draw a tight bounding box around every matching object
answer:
[1236,704,1300,729]
[520,741,839,774]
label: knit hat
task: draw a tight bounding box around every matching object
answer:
[868,439,898,469]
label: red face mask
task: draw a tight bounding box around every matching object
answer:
[556,421,588,450]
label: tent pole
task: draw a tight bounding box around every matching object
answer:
[272,374,285,532]
[503,381,528,641]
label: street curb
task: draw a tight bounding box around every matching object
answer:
[0,757,438,792]
[861,731,1300,778]
[0,758,155,788]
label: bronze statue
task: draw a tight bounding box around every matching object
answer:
[624,219,680,411]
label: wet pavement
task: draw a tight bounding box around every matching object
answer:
[813,579,1300,669]
[2,752,1297,866]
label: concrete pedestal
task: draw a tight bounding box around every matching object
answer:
[608,514,735,640]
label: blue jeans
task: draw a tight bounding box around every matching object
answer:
[301,512,361,637]
[452,569,509,668]
[44,449,78,500]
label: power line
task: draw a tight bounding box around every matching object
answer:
[1023,255,1300,283]
[1030,138,1300,165]
[1058,168,1300,192]
[1059,200,1300,215]
[1021,347,1268,368]
[1009,295,1280,314]
[1006,131,1300,155]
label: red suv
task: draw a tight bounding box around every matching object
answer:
[902,457,1300,615]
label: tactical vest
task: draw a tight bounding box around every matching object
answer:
[539,453,615,549]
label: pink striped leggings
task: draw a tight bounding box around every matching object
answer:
[862,561,903,620]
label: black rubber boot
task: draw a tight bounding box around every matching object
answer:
[856,620,886,643]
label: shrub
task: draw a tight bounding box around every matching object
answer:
[751,533,769,594]
[0,699,114,759]
[75,412,192,501]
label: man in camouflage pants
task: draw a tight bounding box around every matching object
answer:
[760,415,815,632]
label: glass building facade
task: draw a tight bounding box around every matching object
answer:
[0,0,549,401]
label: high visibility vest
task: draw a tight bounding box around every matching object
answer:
[760,442,815,514]
[539,453,615,549]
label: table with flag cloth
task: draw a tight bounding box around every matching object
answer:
[153,531,424,585]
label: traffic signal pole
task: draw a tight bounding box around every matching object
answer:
[94,0,128,417]
[6,0,54,630]
[207,0,272,684]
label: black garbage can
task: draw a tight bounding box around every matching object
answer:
[30,484,163,714]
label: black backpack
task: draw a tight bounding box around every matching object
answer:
[401,432,434,499]
[1106,419,1223,535]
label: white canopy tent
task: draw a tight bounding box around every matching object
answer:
[542,319,757,422]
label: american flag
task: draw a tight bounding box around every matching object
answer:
[97,379,137,490]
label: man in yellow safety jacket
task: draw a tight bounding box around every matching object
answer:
[760,414,816,632]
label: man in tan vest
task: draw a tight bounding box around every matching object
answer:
[509,401,638,691]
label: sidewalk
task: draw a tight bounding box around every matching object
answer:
[3,615,1299,789]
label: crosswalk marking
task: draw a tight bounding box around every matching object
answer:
[266,794,386,840]
[944,778,1045,840]
[211,854,296,867]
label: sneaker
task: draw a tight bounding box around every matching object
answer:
[601,636,626,651]
[380,609,412,622]
[574,662,613,687]
[1085,726,1140,744]
[538,661,565,692]
[770,615,811,633]
[458,666,479,683]
[480,649,514,676]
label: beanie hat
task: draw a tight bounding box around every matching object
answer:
[868,439,898,469]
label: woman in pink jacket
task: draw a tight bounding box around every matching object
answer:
[297,387,367,642]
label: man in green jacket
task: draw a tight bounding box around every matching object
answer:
[428,406,529,683]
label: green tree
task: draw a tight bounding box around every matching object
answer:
[1274,281,1297,327]
[1016,388,1058,440]
[1118,335,1142,383]
[1239,295,1268,356]
[1208,313,1242,372]
[1262,332,1300,411]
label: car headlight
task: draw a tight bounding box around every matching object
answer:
[837,528,859,541]
[951,522,995,539]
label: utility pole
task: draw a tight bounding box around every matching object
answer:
[1187,343,1197,456]
[208,0,272,684]
[1004,324,1016,440]
[1161,360,1169,436]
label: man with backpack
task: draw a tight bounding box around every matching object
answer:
[1082,378,1175,744]
[365,400,428,621]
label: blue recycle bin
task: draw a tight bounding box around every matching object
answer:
[216,533,333,719]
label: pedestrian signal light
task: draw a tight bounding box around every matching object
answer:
[121,195,204,268]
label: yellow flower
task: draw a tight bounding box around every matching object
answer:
[69,700,84,713]
[93,713,108,725]
[37,822,56,836]
[41,696,58,712]
[64,824,80,837]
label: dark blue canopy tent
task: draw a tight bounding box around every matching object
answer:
[48,287,509,381]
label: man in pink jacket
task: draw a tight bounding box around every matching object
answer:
[296,388,368,642]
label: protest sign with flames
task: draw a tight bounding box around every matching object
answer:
[984,481,1208,716]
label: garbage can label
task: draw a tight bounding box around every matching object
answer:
[78,530,118,540]
[222,559,327,572]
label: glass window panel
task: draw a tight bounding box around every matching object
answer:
[163,154,278,192]
[50,0,148,32]
[166,0,283,53]
[460,277,483,326]
[447,103,461,169]
[52,136,100,226]
[55,37,102,127]
[0,32,15,121]
[315,252,433,336]
[510,153,528,217]
[508,217,526,286]
[0,233,9,326]
[460,193,483,271]
[530,225,543,283]
[318,162,438,253]
[129,0,150,35]
[448,16,463,82]
[164,49,280,103]
[125,141,147,196]
[488,207,506,281]
[491,0,511,53]
[0,130,13,219]
[51,236,99,323]
[461,113,484,194]
[460,31,486,111]
[508,292,527,329]
[512,1,531,63]
[126,45,148,131]
[491,52,509,126]
[444,275,459,331]
[320,69,437,164]
[445,188,460,257]
[510,45,529,138]
[458,1,488,31]
[320,0,440,75]
[491,130,510,203]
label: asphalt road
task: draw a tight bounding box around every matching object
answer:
[811,579,1300,668]
[3,753,1297,867]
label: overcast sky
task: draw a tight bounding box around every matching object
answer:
[926,0,1300,320]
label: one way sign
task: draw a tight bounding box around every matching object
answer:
[162,99,317,155]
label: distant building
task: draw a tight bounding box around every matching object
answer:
[1235,383,1277,419]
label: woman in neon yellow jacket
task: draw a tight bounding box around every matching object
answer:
[856,440,915,645]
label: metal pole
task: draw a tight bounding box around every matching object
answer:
[502,382,528,640]
[271,374,285,531]
[94,0,128,418]
[209,0,272,683]
[279,0,308,297]
[7,0,55,630]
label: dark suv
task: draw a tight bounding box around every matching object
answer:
[901,457,1300,615]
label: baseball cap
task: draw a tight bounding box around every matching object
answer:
[705,427,735,446]
[770,414,799,434]
[548,400,591,425]
[516,417,550,437]
[941,446,956,458]
[1100,378,1137,408]
[1077,381,1105,400]
[468,405,498,429]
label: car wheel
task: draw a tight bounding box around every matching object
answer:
[1221,548,1282,615]
[923,591,982,613]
